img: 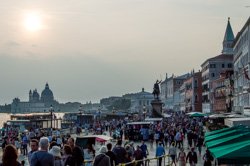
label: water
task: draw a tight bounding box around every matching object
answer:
[0,113,64,128]
[0,113,10,128]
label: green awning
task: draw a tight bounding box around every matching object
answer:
[210,140,250,159]
[206,132,250,148]
[190,113,205,117]
[205,129,239,142]
[205,125,243,137]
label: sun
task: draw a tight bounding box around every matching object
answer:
[23,12,42,32]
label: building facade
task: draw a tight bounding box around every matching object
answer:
[184,71,202,112]
[11,83,59,113]
[212,70,233,113]
[201,18,234,113]
[233,17,250,114]
[129,88,154,115]
[161,73,190,111]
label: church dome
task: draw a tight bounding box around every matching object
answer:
[32,89,40,101]
[41,83,54,102]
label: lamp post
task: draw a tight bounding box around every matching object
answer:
[49,105,54,135]
[143,105,147,121]
[79,105,83,127]
[98,106,101,121]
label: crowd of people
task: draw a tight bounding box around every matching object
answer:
[0,112,215,166]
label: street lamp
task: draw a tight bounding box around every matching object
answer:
[143,105,147,121]
[98,106,102,121]
[49,105,54,135]
[79,105,83,127]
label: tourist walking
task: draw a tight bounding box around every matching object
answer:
[49,146,63,166]
[62,145,75,166]
[155,143,165,166]
[169,142,177,166]
[30,137,54,166]
[133,145,144,166]
[0,144,21,166]
[140,140,149,166]
[197,134,204,155]
[93,146,110,166]
[203,150,214,166]
[112,139,126,165]
[186,147,198,166]
[67,137,84,166]
[177,148,186,166]
[28,139,39,165]
[106,143,116,166]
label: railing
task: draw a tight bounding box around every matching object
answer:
[84,154,171,166]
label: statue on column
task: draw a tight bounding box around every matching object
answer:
[152,80,162,100]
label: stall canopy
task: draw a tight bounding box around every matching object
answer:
[205,125,250,165]
[206,132,250,148]
[209,140,250,164]
[187,112,207,117]
[205,128,249,142]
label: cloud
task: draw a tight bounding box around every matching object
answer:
[5,41,20,47]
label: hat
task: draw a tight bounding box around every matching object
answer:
[49,146,61,157]
[98,146,107,154]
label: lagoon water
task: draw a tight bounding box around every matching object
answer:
[0,113,64,128]
[0,113,10,128]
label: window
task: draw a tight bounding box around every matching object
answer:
[222,64,225,68]
[228,63,232,68]
[210,64,216,68]
[211,73,215,77]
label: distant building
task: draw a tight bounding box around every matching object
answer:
[212,70,233,113]
[201,18,234,113]
[184,71,202,112]
[100,97,122,108]
[11,83,59,113]
[129,88,154,115]
[233,17,250,114]
[160,73,190,111]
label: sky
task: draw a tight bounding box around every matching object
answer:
[0,0,249,104]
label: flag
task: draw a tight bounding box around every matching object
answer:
[243,67,250,80]
[220,90,225,97]
[241,61,250,80]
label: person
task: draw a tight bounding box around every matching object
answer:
[30,137,54,166]
[28,139,39,165]
[22,133,29,156]
[93,146,110,166]
[112,139,126,165]
[49,146,63,166]
[155,143,165,166]
[197,134,204,155]
[67,137,84,166]
[169,142,177,166]
[62,144,75,166]
[177,148,186,166]
[133,145,143,166]
[14,137,21,153]
[1,138,8,152]
[106,143,116,166]
[203,150,214,166]
[140,140,149,166]
[175,130,182,148]
[186,147,197,166]
[84,144,95,166]
[0,144,21,166]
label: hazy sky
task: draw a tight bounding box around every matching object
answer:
[0,0,249,104]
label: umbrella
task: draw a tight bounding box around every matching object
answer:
[190,112,206,117]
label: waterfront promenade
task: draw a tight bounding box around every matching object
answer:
[0,132,207,166]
